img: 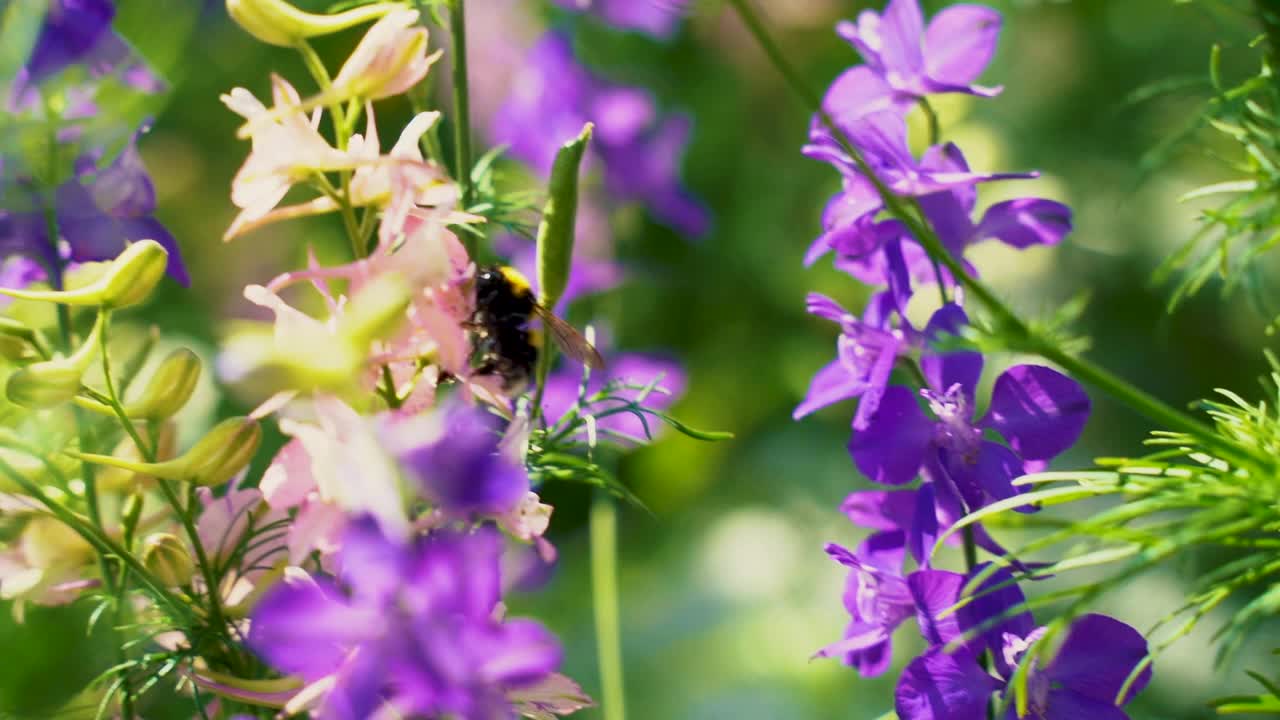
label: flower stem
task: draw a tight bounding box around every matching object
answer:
[449,0,474,211]
[0,455,190,621]
[590,490,627,720]
[1256,0,1280,75]
[726,0,1271,472]
[962,526,995,720]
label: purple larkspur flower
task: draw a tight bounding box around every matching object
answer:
[849,311,1089,510]
[794,292,922,430]
[806,111,1030,201]
[835,0,1002,112]
[540,352,686,442]
[816,541,976,678]
[551,0,689,39]
[807,144,1070,299]
[23,0,116,85]
[389,402,531,518]
[53,130,188,284]
[12,0,163,102]
[492,32,709,237]
[249,518,562,720]
[0,131,185,285]
[897,569,1152,720]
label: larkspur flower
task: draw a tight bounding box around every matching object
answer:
[551,0,690,39]
[384,401,531,518]
[806,144,1070,296]
[249,518,563,720]
[850,316,1089,511]
[222,79,458,242]
[816,542,971,678]
[0,130,187,285]
[54,129,188,284]
[897,569,1152,720]
[11,0,162,98]
[803,112,1033,236]
[233,8,440,141]
[795,295,968,431]
[493,32,709,237]
[835,0,1002,112]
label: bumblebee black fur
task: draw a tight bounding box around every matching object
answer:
[469,265,539,390]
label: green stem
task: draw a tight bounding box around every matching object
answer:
[296,43,363,259]
[918,97,941,146]
[449,0,475,211]
[590,490,626,720]
[295,40,346,148]
[961,526,994,720]
[157,478,236,662]
[726,0,1271,472]
[0,457,189,620]
[1257,0,1280,74]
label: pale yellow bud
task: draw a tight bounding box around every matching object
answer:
[0,240,169,310]
[72,417,261,489]
[226,0,403,47]
[124,349,202,420]
[140,534,194,587]
[6,312,104,409]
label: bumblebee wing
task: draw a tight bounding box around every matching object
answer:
[533,305,606,370]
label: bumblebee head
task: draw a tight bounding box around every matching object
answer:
[497,265,534,299]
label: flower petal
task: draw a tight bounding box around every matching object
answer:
[982,365,1090,461]
[1046,613,1152,704]
[923,5,1002,86]
[248,573,378,680]
[920,303,982,401]
[848,386,933,486]
[1041,689,1132,720]
[975,198,1073,249]
[895,649,999,720]
[877,0,926,77]
[908,569,966,647]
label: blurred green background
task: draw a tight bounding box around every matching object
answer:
[2,0,1278,718]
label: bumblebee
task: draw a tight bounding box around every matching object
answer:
[468,265,605,390]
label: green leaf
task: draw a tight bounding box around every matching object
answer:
[535,123,593,310]
[649,411,734,441]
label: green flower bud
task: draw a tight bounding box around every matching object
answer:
[120,492,144,546]
[0,240,169,310]
[140,534,194,587]
[226,0,401,47]
[71,417,261,488]
[123,349,202,420]
[536,123,593,310]
[6,312,104,409]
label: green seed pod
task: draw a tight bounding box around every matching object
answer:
[5,312,104,409]
[226,0,401,47]
[140,533,194,587]
[0,240,169,310]
[536,123,593,310]
[123,349,202,420]
[71,417,261,488]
